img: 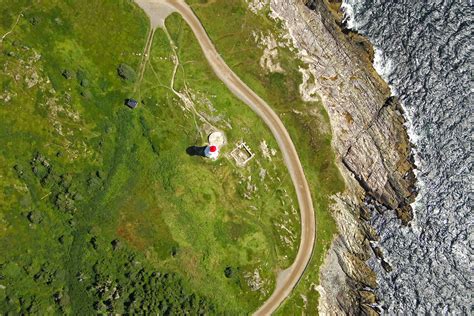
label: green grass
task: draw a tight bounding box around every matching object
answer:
[185,0,346,313]
[0,0,345,313]
[0,0,306,314]
[128,13,304,311]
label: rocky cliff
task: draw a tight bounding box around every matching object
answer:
[270,0,417,314]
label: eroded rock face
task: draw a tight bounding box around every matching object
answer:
[342,0,471,313]
[269,0,416,314]
[271,0,416,211]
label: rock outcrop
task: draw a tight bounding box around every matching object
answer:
[270,0,417,314]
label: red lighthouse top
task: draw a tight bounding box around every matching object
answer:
[210,145,217,152]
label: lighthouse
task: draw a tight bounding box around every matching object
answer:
[186,131,225,160]
[204,145,219,160]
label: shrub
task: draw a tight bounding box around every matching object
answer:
[27,210,43,224]
[61,69,73,80]
[76,69,87,82]
[224,266,233,278]
[117,63,136,82]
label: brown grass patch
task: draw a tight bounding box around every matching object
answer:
[116,221,147,250]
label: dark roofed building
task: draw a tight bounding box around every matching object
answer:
[125,98,138,109]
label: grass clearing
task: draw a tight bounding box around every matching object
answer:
[0,0,305,314]
[129,13,304,311]
[0,0,344,313]
[186,0,346,313]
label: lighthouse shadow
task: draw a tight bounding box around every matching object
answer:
[186,146,206,157]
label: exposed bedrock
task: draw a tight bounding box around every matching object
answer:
[270,0,417,314]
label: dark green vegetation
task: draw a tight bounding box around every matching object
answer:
[0,0,307,314]
[117,63,137,83]
[0,1,219,314]
[187,0,345,313]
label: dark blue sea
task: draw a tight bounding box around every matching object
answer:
[342,0,472,313]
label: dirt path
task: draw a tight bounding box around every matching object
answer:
[0,7,30,46]
[135,27,155,97]
[133,1,316,314]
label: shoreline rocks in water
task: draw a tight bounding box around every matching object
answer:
[336,0,471,313]
[270,0,417,314]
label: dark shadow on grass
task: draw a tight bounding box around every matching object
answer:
[186,146,206,157]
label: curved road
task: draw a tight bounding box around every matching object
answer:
[134,1,316,314]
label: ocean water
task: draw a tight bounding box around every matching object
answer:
[341,0,472,314]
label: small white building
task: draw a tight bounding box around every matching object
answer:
[204,145,219,160]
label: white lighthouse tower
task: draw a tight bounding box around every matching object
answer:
[204,145,219,160]
[202,131,224,160]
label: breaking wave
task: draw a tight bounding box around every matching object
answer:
[342,0,473,314]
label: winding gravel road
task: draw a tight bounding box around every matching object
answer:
[134,1,316,314]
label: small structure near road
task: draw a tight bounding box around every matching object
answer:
[204,131,225,160]
[124,98,138,109]
[186,131,225,161]
[208,131,225,147]
[204,145,219,160]
[230,142,255,167]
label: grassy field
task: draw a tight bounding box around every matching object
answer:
[124,12,306,312]
[0,0,308,314]
[186,0,345,314]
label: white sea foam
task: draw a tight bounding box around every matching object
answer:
[342,0,422,191]
[342,0,429,300]
[340,0,356,29]
[343,1,472,313]
[373,49,394,86]
[351,0,471,312]
[370,49,423,162]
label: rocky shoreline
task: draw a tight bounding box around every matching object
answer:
[270,0,417,314]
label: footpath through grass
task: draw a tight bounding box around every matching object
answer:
[0,0,304,314]
[186,0,346,313]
